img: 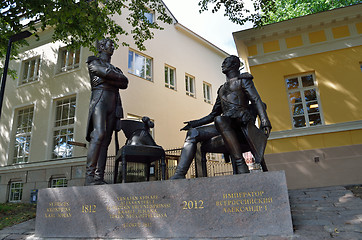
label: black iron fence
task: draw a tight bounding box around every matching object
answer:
[104,148,234,183]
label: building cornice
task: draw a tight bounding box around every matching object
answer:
[233,3,362,43]
[248,35,362,66]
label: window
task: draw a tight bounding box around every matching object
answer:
[165,65,176,90]
[9,182,23,202]
[52,96,76,159]
[58,47,80,73]
[13,106,34,164]
[50,178,68,188]
[20,56,40,85]
[203,82,212,103]
[128,50,152,81]
[144,11,154,23]
[285,73,323,128]
[185,74,195,97]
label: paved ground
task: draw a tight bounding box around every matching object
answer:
[0,185,361,240]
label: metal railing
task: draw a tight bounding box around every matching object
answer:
[104,148,237,183]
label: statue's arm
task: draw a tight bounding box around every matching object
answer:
[181,95,222,131]
[242,76,272,136]
[87,57,128,89]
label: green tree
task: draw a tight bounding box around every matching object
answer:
[1,0,173,77]
[198,0,361,27]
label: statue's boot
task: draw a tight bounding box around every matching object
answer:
[235,158,250,174]
[170,141,196,179]
[85,142,101,186]
[94,145,108,185]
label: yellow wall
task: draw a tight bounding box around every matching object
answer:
[251,45,362,132]
[266,129,362,154]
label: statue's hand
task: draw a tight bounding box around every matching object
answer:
[262,126,271,138]
[180,120,197,131]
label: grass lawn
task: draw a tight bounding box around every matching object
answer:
[0,203,36,230]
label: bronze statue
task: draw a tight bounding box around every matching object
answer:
[171,55,271,179]
[85,39,128,185]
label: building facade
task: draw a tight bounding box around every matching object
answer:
[233,4,362,189]
[0,5,229,203]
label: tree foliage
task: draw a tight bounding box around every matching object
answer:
[198,0,361,27]
[0,0,173,77]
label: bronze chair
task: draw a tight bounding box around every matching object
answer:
[113,118,166,183]
[199,135,268,177]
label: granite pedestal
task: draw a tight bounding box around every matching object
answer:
[35,171,293,238]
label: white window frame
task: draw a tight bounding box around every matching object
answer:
[57,46,81,73]
[128,50,153,81]
[185,74,195,97]
[9,181,23,202]
[50,177,68,188]
[20,56,40,85]
[13,106,34,164]
[285,73,324,128]
[165,65,176,90]
[203,82,212,104]
[52,96,76,159]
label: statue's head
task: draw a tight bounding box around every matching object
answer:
[96,38,114,55]
[222,55,240,74]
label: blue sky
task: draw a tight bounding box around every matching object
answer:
[162,0,254,55]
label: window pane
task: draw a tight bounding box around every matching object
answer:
[286,78,299,90]
[189,78,194,93]
[29,59,35,78]
[302,75,314,87]
[304,89,317,102]
[35,59,40,77]
[75,49,80,64]
[128,50,133,71]
[293,116,306,128]
[22,62,29,80]
[292,103,304,116]
[185,76,189,91]
[144,12,154,23]
[169,68,174,86]
[146,58,152,80]
[308,114,322,126]
[307,101,319,114]
[60,49,67,69]
[164,66,168,84]
[289,92,302,104]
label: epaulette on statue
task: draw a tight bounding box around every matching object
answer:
[240,72,253,79]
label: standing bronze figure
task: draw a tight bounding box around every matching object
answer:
[171,55,271,179]
[85,39,128,185]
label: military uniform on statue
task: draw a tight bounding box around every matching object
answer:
[85,39,128,186]
[171,55,271,179]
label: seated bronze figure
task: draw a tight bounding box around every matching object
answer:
[171,55,271,179]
